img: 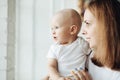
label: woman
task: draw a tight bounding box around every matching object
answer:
[72,0,120,80]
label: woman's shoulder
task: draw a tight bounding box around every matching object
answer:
[88,58,120,80]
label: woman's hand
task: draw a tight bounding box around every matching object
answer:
[71,70,92,80]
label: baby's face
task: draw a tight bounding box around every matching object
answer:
[50,14,72,45]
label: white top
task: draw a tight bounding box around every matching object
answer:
[47,37,91,76]
[88,54,120,80]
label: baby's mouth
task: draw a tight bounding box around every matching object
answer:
[53,36,57,39]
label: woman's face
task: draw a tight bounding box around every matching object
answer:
[82,9,104,49]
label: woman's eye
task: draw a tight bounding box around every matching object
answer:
[85,21,90,25]
[82,20,91,28]
[83,21,91,27]
[86,22,89,25]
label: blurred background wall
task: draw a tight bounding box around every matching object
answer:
[0,0,79,80]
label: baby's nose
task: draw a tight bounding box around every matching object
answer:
[52,30,55,35]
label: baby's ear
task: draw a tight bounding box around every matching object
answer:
[70,25,78,35]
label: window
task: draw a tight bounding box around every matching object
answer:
[16,0,77,80]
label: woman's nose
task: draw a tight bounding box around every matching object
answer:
[81,22,87,35]
[82,29,87,35]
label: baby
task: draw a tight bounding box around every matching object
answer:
[44,9,90,80]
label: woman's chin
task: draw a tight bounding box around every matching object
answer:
[89,42,94,49]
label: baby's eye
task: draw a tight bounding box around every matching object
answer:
[51,26,59,30]
[55,26,59,29]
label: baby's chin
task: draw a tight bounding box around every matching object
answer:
[53,37,57,41]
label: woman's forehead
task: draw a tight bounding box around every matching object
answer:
[84,9,96,21]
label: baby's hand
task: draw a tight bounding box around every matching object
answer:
[70,69,91,80]
[65,77,72,80]
[57,77,67,80]
[58,77,72,80]
[66,74,75,80]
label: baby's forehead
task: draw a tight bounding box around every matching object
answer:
[51,14,70,26]
[51,9,81,26]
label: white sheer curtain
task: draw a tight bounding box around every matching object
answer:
[0,0,7,80]
[16,0,77,80]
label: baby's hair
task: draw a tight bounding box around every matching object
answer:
[52,9,82,35]
[56,9,82,31]
[69,9,82,28]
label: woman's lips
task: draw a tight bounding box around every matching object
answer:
[85,37,90,42]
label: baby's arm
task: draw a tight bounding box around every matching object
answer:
[48,58,65,80]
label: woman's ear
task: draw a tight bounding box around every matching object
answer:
[70,25,78,35]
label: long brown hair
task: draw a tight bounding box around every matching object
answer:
[77,0,90,20]
[87,0,120,70]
